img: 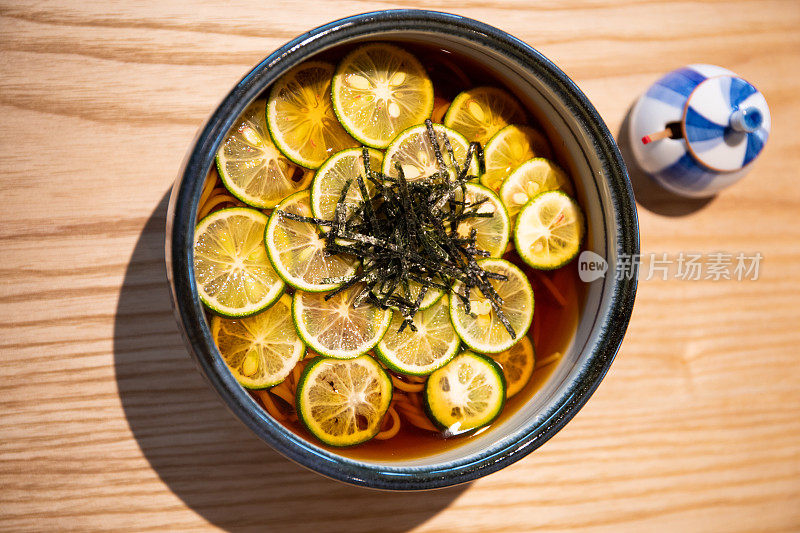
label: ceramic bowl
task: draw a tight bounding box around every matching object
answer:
[166,9,638,490]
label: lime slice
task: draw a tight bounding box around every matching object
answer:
[382,123,479,181]
[515,190,584,270]
[449,258,534,353]
[265,191,359,292]
[443,87,526,145]
[424,351,506,433]
[499,157,573,220]
[194,207,285,317]
[310,147,383,221]
[331,43,434,149]
[211,294,305,389]
[297,355,392,446]
[267,61,358,169]
[452,183,511,258]
[481,125,552,192]
[489,335,535,398]
[376,295,460,376]
[292,283,392,359]
[215,100,311,208]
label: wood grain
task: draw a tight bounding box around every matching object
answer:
[2,0,799,531]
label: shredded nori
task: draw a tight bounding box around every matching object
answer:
[278,119,516,338]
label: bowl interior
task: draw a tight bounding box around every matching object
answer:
[169,11,636,488]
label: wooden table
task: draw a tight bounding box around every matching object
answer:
[2,1,799,531]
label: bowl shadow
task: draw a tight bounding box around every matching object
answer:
[113,192,468,531]
[616,105,715,217]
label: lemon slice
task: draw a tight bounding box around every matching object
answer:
[452,183,510,258]
[211,294,305,389]
[499,157,573,220]
[292,283,392,359]
[424,351,506,433]
[489,335,535,397]
[331,43,434,149]
[376,295,460,376]
[514,190,584,270]
[297,355,392,446]
[194,207,285,317]
[443,87,526,145]
[265,191,359,292]
[382,123,479,181]
[449,258,534,354]
[481,125,552,192]
[215,100,310,208]
[310,148,383,221]
[267,61,358,169]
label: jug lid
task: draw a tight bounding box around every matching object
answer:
[682,75,770,172]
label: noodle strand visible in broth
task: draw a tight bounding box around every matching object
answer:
[374,406,401,440]
[395,401,438,432]
[198,193,243,219]
[535,351,562,369]
[391,375,424,393]
[198,172,218,211]
[270,381,295,405]
[254,390,286,421]
[534,271,567,307]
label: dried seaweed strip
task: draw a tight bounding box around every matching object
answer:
[277,211,333,226]
[424,119,448,177]
[276,123,518,338]
[441,132,461,179]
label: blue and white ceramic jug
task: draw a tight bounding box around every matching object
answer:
[629,64,770,198]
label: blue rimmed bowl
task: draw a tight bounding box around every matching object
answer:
[166,9,638,490]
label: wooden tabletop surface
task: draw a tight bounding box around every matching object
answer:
[2,1,799,531]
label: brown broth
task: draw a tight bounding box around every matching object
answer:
[213,40,587,460]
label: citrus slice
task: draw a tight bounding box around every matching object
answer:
[211,294,305,389]
[514,190,584,270]
[424,351,506,433]
[194,207,285,317]
[331,43,434,149]
[452,183,511,257]
[292,283,392,359]
[267,61,358,169]
[215,99,310,208]
[481,125,552,192]
[310,147,383,221]
[449,258,534,353]
[297,355,392,446]
[382,123,479,181]
[443,87,526,145]
[376,295,460,376]
[499,157,573,220]
[489,335,535,398]
[265,191,359,292]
